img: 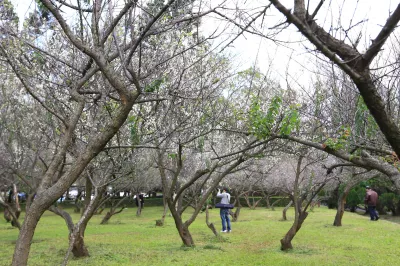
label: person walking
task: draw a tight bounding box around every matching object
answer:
[216,188,231,233]
[364,186,379,221]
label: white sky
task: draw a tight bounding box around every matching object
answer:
[11,0,398,89]
[201,0,398,89]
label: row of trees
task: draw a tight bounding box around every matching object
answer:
[1,0,400,265]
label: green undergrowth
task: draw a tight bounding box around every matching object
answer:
[1,207,399,265]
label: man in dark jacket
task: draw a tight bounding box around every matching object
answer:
[364,186,379,221]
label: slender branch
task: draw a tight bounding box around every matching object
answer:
[211,137,275,160]
[125,0,177,64]
[101,1,137,44]
[309,0,324,20]
[362,3,400,66]
[324,163,359,174]
[102,145,159,150]
[39,0,94,57]
[55,0,93,12]
[268,0,362,81]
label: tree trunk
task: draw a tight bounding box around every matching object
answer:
[83,176,93,214]
[282,200,293,221]
[178,224,194,246]
[100,211,113,224]
[71,224,89,257]
[157,202,169,226]
[2,203,21,229]
[2,185,22,229]
[333,190,350,226]
[230,207,241,222]
[271,197,284,211]
[12,202,46,265]
[25,193,35,213]
[100,197,127,224]
[66,186,106,263]
[49,206,74,232]
[265,196,271,209]
[280,211,308,251]
[205,206,218,236]
[243,193,255,209]
[136,193,142,217]
[168,203,195,246]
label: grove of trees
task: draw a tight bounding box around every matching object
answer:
[1,0,400,265]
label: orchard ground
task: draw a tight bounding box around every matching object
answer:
[1,206,400,266]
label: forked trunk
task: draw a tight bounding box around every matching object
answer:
[280,211,308,251]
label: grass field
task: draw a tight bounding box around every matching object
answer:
[1,206,399,266]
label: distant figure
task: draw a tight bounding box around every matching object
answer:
[135,193,144,208]
[364,186,379,221]
[216,188,231,233]
[139,194,144,208]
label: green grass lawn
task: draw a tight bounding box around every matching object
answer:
[1,206,399,266]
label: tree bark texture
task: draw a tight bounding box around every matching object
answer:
[280,211,308,250]
[333,187,352,226]
[178,225,194,247]
[71,224,89,257]
[168,204,195,246]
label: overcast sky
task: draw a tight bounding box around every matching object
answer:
[11,0,398,89]
[200,0,398,88]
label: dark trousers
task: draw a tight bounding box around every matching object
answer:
[368,205,379,220]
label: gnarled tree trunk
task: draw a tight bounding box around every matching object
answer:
[280,210,308,250]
